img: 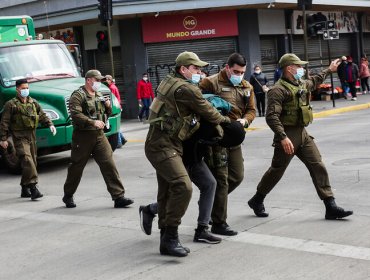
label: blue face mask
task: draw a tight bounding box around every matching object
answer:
[229,74,243,86]
[185,68,201,84]
[293,68,305,80]
[189,73,201,84]
[20,89,29,98]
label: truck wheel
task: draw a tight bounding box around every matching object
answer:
[0,140,21,174]
[108,133,119,152]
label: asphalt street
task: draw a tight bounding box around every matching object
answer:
[0,94,370,280]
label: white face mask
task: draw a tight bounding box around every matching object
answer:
[255,70,261,74]
[20,89,29,98]
[92,81,101,92]
[143,77,148,81]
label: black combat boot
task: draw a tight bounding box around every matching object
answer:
[21,186,31,198]
[160,228,190,253]
[62,195,76,208]
[114,196,134,208]
[160,226,188,257]
[29,185,43,200]
[211,223,238,236]
[248,192,269,217]
[324,197,353,220]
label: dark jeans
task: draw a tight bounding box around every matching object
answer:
[347,81,357,98]
[139,98,151,120]
[149,160,217,227]
[255,92,266,116]
[361,77,369,92]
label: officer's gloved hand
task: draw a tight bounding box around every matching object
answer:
[50,125,57,136]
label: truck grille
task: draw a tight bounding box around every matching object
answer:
[65,96,70,116]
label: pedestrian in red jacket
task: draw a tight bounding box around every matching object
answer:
[359,57,370,94]
[106,75,127,147]
[137,73,154,121]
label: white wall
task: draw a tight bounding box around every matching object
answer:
[258,9,286,35]
[83,22,121,50]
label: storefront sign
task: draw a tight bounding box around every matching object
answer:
[292,11,358,35]
[142,10,238,43]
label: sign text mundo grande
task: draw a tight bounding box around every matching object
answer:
[166,29,216,38]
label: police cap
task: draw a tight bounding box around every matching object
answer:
[279,53,308,68]
[85,69,106,81]
[218,121,246,148]
[175,51,209,67]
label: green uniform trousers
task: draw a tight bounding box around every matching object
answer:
[210,145,244,224]
[257,126,334,199]
[146,150,192,229]
[63,130,125,200]
[13,130,38,186]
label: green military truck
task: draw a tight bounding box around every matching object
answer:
[0,16,122,172]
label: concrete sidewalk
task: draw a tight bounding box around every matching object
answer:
[311,92,370,116]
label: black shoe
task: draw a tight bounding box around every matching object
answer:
[63,195,76,208]
[114,196,134,208]
[248,193,269,217]
[160,226,188,257]
[324,197,353,220]
[160,228,190,253]
[139,205,155,235]
[21,186,31,198]
[30,185,43,200]
[194,226,222,244]
[211,223,238,236]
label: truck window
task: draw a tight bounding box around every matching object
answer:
[0,43,80,87]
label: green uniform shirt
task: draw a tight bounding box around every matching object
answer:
[266,69,331,141]
[146,73,229,157]
[69,86,112,131]
[0,96,53,141]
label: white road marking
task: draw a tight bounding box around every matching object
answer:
[2,209,370,261]
[229,232,370,261]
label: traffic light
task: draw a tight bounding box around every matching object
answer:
[297,0,312,10]
[306,15,317,37]
[98,0,112,26]
[96,31,108,52]
[306,12,328,38]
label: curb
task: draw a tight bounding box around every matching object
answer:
[313,103,370,119]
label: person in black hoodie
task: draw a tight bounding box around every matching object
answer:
[344,56,359,101]
[250,65,269,117]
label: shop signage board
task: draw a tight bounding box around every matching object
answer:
[142,10,238,43]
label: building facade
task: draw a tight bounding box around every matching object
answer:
[1,0,370,118]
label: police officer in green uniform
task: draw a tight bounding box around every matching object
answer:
[0,79,56,200]
[248,53,353,220]
[199,53,256,235]
[62,70,133,209]
[145,51,230,257]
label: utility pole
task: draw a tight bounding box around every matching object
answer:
[107,19,114,78]
[98,0,114,77]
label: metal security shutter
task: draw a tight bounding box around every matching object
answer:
[260,36,278,82]
[364,33,370,58]
[146,37,237,89]
[94,47,123,86]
